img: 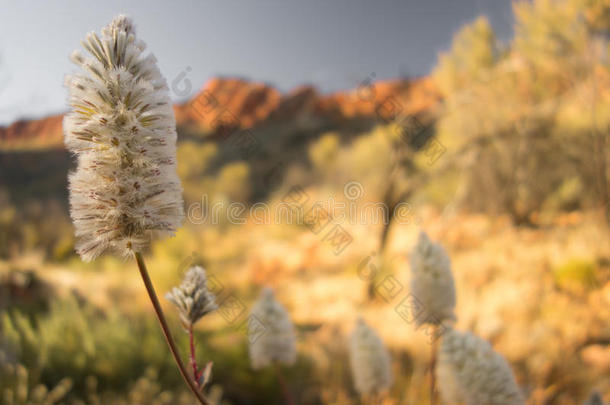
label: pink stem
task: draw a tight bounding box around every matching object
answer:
[274,362,296,405]
[431,325,438,405]
[189,325,200,385]
[134,252,209,405]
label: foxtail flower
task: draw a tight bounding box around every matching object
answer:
[409,231,456,326]
[437,328,524,405]
[64,15,184,261]
[166,266,218,328]
[349,318,393,396]
[248,288,297,370]
[64,16,210,405]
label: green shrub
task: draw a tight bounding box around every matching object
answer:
[0,294,298,404]
[215,162,251,203]
[177,141,218,180]
[0,297,180,394]
[0,360,72,405]
[308,133,340,173]
[553,258,599,293]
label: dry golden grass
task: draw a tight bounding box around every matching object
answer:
[2,208,608,404]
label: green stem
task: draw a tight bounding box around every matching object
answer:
[134,251,209,405]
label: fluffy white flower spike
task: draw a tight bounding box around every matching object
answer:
[409,231,456,326]
[349,318,393,396]
[166,266,218,328]
[248,287,297,370]
[64,15,184,261]
[437,329,524,405]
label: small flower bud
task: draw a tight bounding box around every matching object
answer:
[166,266,217,328]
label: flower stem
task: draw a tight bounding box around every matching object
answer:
[134,251,209,405]
[188,325,200,384]
[430,325,438,405]
[274,361,296,405]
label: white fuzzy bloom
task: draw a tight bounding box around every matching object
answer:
[166,266,217,328]
[248,288,297,370]
[64,15,184,261]
[349,318,393,396]
[437,329,524,405]
[409,231,456,326]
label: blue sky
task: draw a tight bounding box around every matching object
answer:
[0,0,514,124]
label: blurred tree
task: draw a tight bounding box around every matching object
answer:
[177,141,218,202]
[215,161,251,203]
[434,0,610,224]
[433,16,499,96]
[372,17,501,261]
[308,132,340,174]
